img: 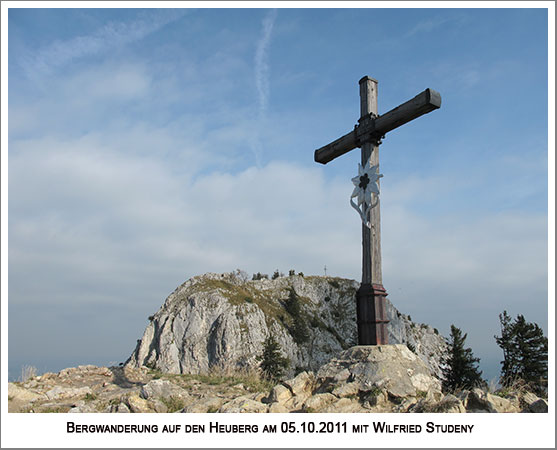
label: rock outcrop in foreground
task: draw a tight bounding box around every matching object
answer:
[126,272,447,378]
[264,345,548,413]
[8,357,548,413]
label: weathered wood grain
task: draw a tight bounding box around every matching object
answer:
[314,88,441,165]
[359,77,382,285]
[364,88,441,138]
[313,129,357,164]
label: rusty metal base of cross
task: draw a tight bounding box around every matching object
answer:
[356,283,389,345]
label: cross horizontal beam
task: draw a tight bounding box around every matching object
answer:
[314,88,441,164]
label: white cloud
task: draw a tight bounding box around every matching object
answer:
[18,10,187,80]
[10,130,547,311]
[404,16,452,38]
[9,61,153,138]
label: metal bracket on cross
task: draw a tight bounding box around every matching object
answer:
[350,158,383,228]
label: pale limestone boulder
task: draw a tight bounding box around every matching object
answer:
[181,396,224,413]
[283,395,308,411]
[268,403,289,413]
[485,393,519,413]
[302,393,337,412]
[45,386,92,401]
[283,371,315,397]
[332,382,360,398]
[218,396,268,413]
[269,384,292,404]
[116,403,131,413]
[8,383,46,403]
[68,403,98,413]
[317,345,441,399]
[126,394,155,413]
[140,379,189,400]
[322,398,367,413]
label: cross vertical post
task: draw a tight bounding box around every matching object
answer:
[313,75,441,347]
[357,76,389,345]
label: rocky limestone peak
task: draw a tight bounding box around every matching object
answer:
[126,271,447,378]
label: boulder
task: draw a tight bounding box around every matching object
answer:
[528,398,548,413]
[116,403,131,413]
[126,394,155,413]
[68,403,99,413]
[485,393,519,413]
[321,398,366,413]
[45,386,92,401]
[218,396,268,413]
[460,388,495,412]
[269,384,292,404]
[521,392,547,412]
[302,393,336,412]
[140,379,188,400]
[316,345,442,399]
[332,382,360,398]
[283,371,315,398]
[181,397,224,413]
[8,383,46,403]
[268,403,289,413]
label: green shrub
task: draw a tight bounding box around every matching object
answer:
[160,396,186,413]
[258,335,289,382]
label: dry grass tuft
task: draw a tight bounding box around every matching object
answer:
[19,365,37,382]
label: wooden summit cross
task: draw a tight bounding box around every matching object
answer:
[314,76,441,346]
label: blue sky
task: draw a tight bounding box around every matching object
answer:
[4,6,551,382]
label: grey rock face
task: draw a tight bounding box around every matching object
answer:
[126,272,447,378]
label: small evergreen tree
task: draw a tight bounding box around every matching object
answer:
[291,315,310,344]
[285,287,301,316]
[495,311,548,392]
[284,288,310,344]
[258,335,289,381]
[495,311,519,382]
[442,325,483,392]
[272,270,280,280]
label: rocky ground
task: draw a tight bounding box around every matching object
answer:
[8,346,548,414]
